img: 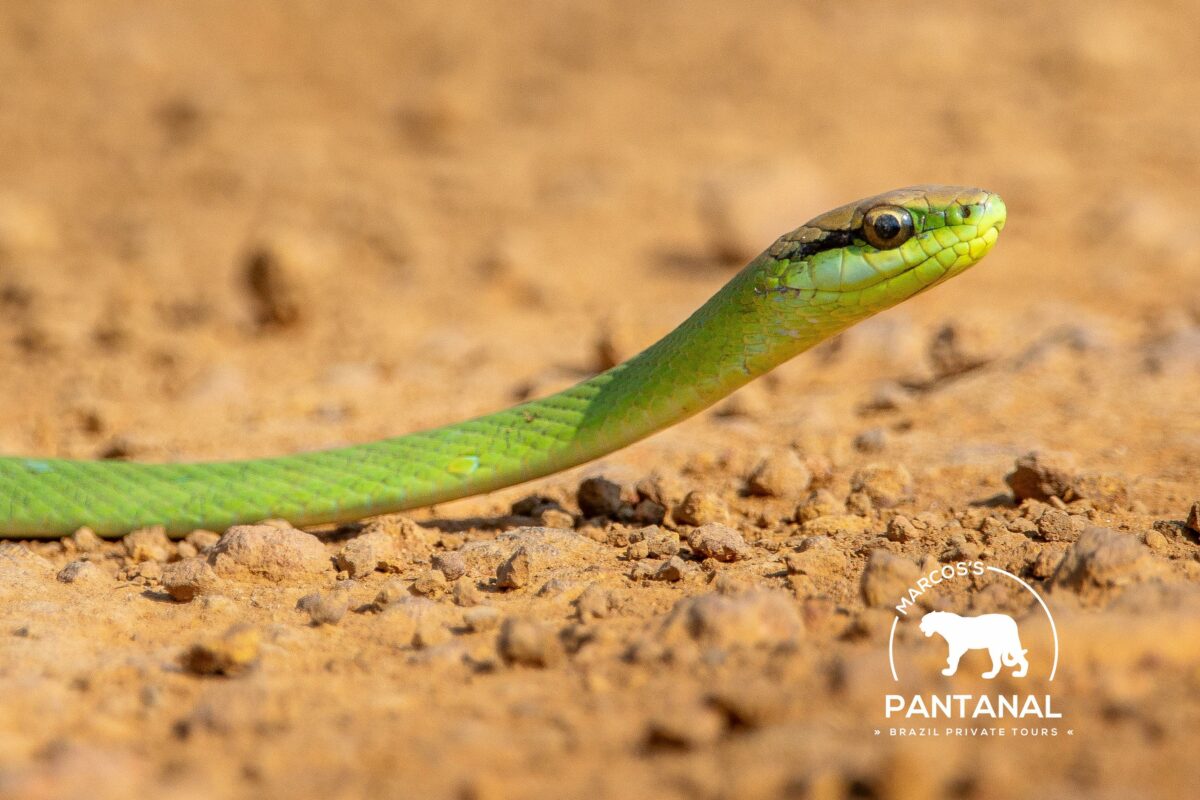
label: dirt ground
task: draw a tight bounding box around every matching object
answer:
[1,1,1199,798]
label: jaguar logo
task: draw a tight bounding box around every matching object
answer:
[918,611,1030,679]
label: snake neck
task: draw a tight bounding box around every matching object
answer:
[560,260,826,460]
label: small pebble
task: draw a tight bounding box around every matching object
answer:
[1144,529,1168,551]
[141,561,164,581]
[1036,509,1084,542]
[636,471,687,510]
[658,589,804,650]
[336,530,398,578]
[185,530,221,552]
[860,550,920,608]
[688,524,751,562]
[784,539,848,577]
[56,560,104,585]
[496,546,531,590]
[432,551,467,581]
[539,508,576,530]
[498,618,563,667]
[463,606,500,633]
[538,577,574,598]
[673,491,729,526]
[978,516,1008,540]
[452,579,482,607]
[382,596,452,648]
[179,625,261,677]
[372,579,408,610]
[363,515,433,562]
[630,499,666,525]
[69,527,102,552]
[510,495,562,517]
[629,561,658,581]
[853,427,888,453]
[412,618,450,649]
[1005,451,1078,503]
[123,526,172,563]
[886,515,918,542]
[745,451,812,498]
[208,524,333,583]
[1050,527,1160,602]
[845,490,875,516]
[795,489,845,523]
[644,703,725,750]
[642,526,680,558]
[242,234,316,329]
[161,557,220,601]
[300,591,349,626]
[653,556,688,582]
[1030,548,1064,579]
[1186,501,1200,535]
[849,464,913,508]
[575,584,615,621]
[410,569,448,597]
[577,476,625,518]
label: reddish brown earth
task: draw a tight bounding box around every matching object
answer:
[1,2,1199,798]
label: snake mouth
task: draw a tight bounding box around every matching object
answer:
[974,192,1007,236]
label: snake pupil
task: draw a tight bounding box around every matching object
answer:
[874,215,900,240]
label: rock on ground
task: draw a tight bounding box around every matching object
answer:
[745,451,812,498]
[1006,451,1078,502]
[860,550,920,608]
[56,560,106,585]
[499,618,564,667]
[207,524,333,583]
[849,464,913,508]
[1051,527,1165,603]
[688,523,751,562]
[161,557,221,601]
[179,625,262,676]
[673,491,729,526]
[657,589,804,651]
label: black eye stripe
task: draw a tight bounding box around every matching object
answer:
[769,228,855,262]
[769,204,916,261]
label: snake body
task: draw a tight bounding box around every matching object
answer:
[0,186,1005,538]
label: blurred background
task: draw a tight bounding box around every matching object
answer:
[1,0,1196,464]
[1,1,1199,798]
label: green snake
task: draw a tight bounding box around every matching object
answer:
[0,185,1006,539]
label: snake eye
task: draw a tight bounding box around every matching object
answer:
[862,205,914,250]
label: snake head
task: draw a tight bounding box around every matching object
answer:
[756,185,1006,310]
